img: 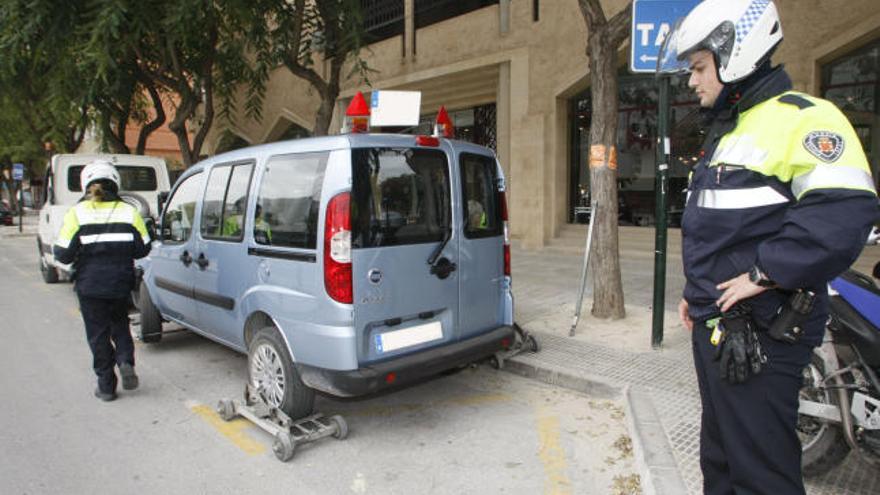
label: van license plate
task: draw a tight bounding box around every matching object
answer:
[375,321,442,353]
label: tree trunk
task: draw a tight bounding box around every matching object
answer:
[136,76,166,155]
[587,31,625,319]
[578,0,632,320]
[313,59,343,137]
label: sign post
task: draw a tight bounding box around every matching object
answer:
[13,163,24,232]
[631,0,700,348]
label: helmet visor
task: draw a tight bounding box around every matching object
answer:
[656,19,689,76]
[657,19,736,77]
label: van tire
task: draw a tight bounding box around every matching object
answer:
[39,255,60,284]
[137,282,163,343]
[248,327,314,420]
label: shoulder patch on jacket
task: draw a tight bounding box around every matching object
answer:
[778,94,815,110]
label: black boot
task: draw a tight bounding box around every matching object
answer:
[119,363,139,390]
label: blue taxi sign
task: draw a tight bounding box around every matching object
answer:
[630,0,701,73]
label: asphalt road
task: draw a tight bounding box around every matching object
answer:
[0,235,639,495]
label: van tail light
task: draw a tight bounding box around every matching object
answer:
[499,190,510,277]
[324,192,352,304]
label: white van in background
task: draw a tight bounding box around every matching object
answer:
[37,154,171,283]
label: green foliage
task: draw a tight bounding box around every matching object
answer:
[227,0,372,134]
[0,0,92,167]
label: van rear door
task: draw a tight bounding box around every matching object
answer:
[456,151,505,339]
[350,147,459,365]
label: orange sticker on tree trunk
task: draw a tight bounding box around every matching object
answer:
[589,145,618,170]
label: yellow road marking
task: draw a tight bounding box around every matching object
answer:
[189,403,266,455]
[535,408,572,495]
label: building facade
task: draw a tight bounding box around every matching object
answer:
[204,0,880,249]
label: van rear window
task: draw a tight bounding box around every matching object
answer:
[352,148,450,248]
[461,153,502,238]
[68,165,158,192]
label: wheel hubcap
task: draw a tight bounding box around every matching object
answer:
[250,344,286,408]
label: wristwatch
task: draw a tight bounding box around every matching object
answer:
[749,265,776,288]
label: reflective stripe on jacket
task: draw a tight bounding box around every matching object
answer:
[682,69,878,343]
[54,200,152,298]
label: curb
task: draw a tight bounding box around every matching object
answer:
[625,387,691,495]
[505,354,690,495]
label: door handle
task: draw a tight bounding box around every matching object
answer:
[195,253,209,270]
[430,257,457,280]
[179,251,193,266]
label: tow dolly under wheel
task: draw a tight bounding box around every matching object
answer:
[217,384,348,462]
[490,323,539,370]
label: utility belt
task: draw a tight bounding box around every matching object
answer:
[702,290,816,384]
[702,289,816,343]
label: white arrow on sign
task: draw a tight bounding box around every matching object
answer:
[640,54,658,63]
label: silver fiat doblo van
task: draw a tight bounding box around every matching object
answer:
[138,133,515,418]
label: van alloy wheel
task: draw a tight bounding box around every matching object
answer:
[251,343,286,408]
[247,327,315,419]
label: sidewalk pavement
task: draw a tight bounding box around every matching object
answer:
[507,225,880,495]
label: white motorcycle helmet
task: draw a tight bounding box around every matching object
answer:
[80,159,121,192]
[658,0,783,83]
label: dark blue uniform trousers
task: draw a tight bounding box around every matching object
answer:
[692,320,813,495]
[77,295,135,394]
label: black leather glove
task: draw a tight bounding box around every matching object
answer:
[713,306,766,384]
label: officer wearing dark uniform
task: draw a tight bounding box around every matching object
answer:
[659,1,878,493]
[54,160,152,401]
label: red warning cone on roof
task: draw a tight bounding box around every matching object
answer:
[434,106,454,138]
[344,91,371,133]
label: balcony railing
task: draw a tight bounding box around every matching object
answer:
[360,0,405,44]
[414,0,499,29]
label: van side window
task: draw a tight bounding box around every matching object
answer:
[201,162,254,241]
[254,152,329,248]
[351,148,450,248]
[461,153,502,238]
[160,172,204,243]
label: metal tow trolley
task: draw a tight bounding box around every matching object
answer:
[217,384,348,462]
[489,322,540,370]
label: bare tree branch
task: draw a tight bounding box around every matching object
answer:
[578,0,606,27]
[136,75,166,155]
[607,3,633,47]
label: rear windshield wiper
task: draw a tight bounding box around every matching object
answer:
[427,226,452,266]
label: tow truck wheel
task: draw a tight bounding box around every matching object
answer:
[329,415,348,440]
[217,399,236,421]
[137,281,163,343]
[526,335,540,353]
[272,432,296,462]
[248,327,315,420]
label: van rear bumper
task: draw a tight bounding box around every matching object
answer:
[297,326,515,397]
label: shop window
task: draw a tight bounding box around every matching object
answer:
[570,73,699,225]
[821,38,879,189]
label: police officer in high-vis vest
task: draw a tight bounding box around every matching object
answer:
[55,160,152,402]
[659,1,878,492]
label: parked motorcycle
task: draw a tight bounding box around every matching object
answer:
[798,226,880,475]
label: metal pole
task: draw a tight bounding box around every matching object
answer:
[570,199,598,336]
[652,77,671,348]
[17,180,23,233]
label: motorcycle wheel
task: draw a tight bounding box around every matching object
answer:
[798,353,851,476]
